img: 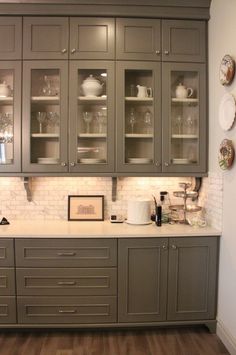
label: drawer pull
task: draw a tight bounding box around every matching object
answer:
[57,252,76,257]
[57,281,76,286]
[58,309,76,314]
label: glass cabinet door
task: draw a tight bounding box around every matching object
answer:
[69,61,115,173]
[22,61,68,172]
[162,63,206,173]
[0,61,21,172]
[116,61,161,173]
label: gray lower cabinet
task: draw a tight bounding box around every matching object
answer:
[118,237,218,324]
[0,239,16,324]
[15,238,118,325]
[118,238,168,322]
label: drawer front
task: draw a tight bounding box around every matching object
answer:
[17,296,117,324]
[0,297,16,324]
[16,268,117,296]
[15,239,117,267]
[0,239,14,267]
[0,268,15,295]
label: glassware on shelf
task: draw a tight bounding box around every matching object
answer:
[96,108,107,133]
[36,111,47,133]
[174,115,183,134]
[143,110,152,133]
[184,115,195,135]
[82,111,93,133]
[128,107,136,133]
[0,113,13,143]
[42,75,52,96]
[46,112,60,128]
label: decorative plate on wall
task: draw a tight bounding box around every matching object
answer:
[219,54,235,85]
[219,93,236,131]
[218,139,235,170]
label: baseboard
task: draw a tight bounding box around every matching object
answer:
[217,319,236,355]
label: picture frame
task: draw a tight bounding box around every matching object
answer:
[68,195,104,221]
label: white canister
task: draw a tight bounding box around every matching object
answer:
[127,199,151,224]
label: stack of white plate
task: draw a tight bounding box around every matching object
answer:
[37,157,59,164]
[127,158,152,164]
[79,158,106,164]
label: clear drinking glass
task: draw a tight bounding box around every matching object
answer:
[143,110,152,134]
[82,111,93,133]
[129,107,136,133]
[36,112,47,133]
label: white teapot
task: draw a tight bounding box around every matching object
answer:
[175,83,193,99]
[136,85,152,98]
[81,75,104,97]
[0,81,11,97]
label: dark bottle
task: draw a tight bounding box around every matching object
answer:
[155,205,162,227]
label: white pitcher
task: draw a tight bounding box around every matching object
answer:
[136,85,152,98]
[175,83,193,99]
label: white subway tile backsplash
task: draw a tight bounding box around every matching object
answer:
[0,174,223,230]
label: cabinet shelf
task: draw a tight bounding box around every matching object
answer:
[31,96,60,104]
[0,96,13,104]
[31,133,59,138]
[78,133,107,138]
[125,97,153,102]
[171,134,198,139]
[125,133,153,138]
[78,96,107,103]
[171,98,198,104]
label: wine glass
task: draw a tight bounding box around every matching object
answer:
[36,111,47,133]
[47,112,59,128]
[96,109,107,133]
[143,110,152,134]
[184,115,195,135]
[82,111,93,133]
[129,107,136,134]
[175,115,183,134]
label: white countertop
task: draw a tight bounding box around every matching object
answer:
[0,220,221,238]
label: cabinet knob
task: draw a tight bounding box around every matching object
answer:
[61,48,67,54]
[71,48,76,54]
[155,161,161,167]
[70,162,76,167]
[61,162,67,167]
[164,162,169,167]
[171,244,177,250]
[162,244,168,250]
[155,50,161,55]
[164,50,169,55]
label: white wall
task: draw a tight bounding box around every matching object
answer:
[209,1,236,353]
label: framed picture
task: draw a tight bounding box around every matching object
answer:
[68,195,104,221]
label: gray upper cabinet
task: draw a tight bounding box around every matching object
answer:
[0,17,22,60]
[116,18,161,61]
[22,61,68,173]
[0,61,21,173]
[23,17,69,60]
[167,237,218,321]
[70,18,115,60]
[162,20,206,63]
[118,238,168,323]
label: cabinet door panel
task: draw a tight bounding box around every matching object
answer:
[116,61,161,173]
[118,238,168,322]
[0,17,22,60]
[22,61,68,173]
[0,268,15,295]
[116,18,161,61]
[0,61,21,173]
[23,17,69,60]
[0,239,14,267]
[167,237,218,321]
[69,61,115,173]
[162,20,206,62]
[162,62,207,173]
[70,18,115,60]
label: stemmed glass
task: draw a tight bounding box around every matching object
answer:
[36,112,47,133]
[175,115,183,134]
[143,110,152,134]
[47,112,59,128]
[82,111,93,133]
[184,115,195,135]
[129,107,136,134]
[96,109,107,134]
